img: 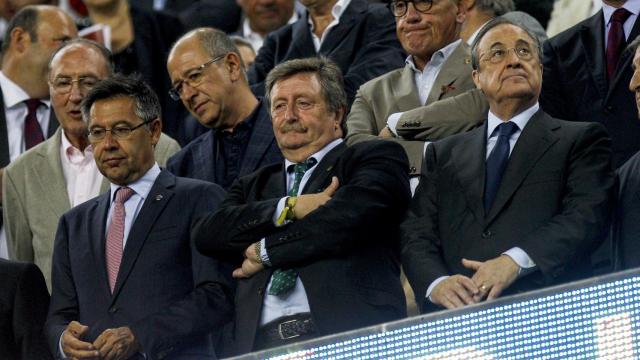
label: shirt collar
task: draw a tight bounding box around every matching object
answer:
[307,0,352,32]
[109,163,161,203]
[61,129,93,160]
[486,102,540,139]
[405,39,462,73]
[285,138,343,171]
[603,0,640,24]
[0,71,50,109]
[242,18,264,44]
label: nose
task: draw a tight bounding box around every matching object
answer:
[68,82,83,102]
[404,2,421,22]
[630,68,640,92]
[181,82,198,103]
[101,130,119,150]
[505,48,522,67]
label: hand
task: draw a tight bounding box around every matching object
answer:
[293,177,339,219]
[378,126,394,138]
[430,275,479,309]
[462,255,520,302]
[233,242,265,278]
[61,321,100,359]
[93,327,140,360]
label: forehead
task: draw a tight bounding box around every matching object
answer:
[271,73,321,99]
[478,24,535,49]
[168,37,209,73]
[50,45,109,77]
[36,9,76,37]
[89,96,139,126]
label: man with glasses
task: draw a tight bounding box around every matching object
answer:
[401,18,615,312]
[46,74,233,359]
[166,28,282,190]
[347,0,473,188]
[2,39,180,290]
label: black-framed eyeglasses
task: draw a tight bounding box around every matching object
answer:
[168,54,226,101]
[388,0,434,17]
[480,46,534,64]
[88,119,155,142]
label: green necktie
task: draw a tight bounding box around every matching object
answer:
[268,158,317,296]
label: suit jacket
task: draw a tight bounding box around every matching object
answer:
[400,110,615,312]
[0,259,51,360]
[166,100,282,188]
[612,150,640,270]
[45,170,234,360]
[3,128,180,291]
[346,41,474,175]
[541,10,640,168]
[247,0,405,106]
[193,140,410,355]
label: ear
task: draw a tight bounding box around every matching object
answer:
[460,0,475,12]
[149,118,162,146]
[472,69,481,90]
[455,0,468,24]
[10,27,31,54]
[333,107,345,134]
[226,52,244,82]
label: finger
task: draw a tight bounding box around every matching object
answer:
[452,283,475,305]
[63,344,100,359]
[444,289,465,308]
[457,276,480,295]
[232,267,248,278]
[487,284,504,301]
[323,177,339,196]
[461,258,483,271]
[63,331,96,351]
[68,321,89,337]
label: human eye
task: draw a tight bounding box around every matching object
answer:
[516,46,532,57]
[79,77,99,89]
[89,128,106,138]
[187,70,203,83]
[296,99,313,110]
[491,48,506,60]
[53,77,72,88]
[112,126,132,138]
[272,102,287,114]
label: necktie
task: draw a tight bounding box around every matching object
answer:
[484,122,518,212]
[23,99,44,150]
[105,187,135,293]
[606,7,631,81]
[268,158,317,296]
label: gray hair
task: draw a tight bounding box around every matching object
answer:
[48,38,114,75]
[475,0,515,17]
[81,74,161,125]
[265,56,347,115]
[172,27,246,70]
[470,17,543,70]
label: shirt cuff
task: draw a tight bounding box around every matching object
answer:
[502,247,536,277]
[260,238,271,266]
[386,112,403,136]
[273,197,288,226]
[59,333,68,358]
[426,275,449,303]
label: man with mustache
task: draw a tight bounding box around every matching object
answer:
[166,28,282,190]
[193,57,411,355]
[401,18,615,312]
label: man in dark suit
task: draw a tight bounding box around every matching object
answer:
[0,259,51,359]
[193,57,410,355]
[46,75,233,359]
[166,28,282,190]
[248,0,406,106]
[401,18,615,312]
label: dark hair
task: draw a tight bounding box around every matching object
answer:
[470,17,543,70]
[81,74,161,125]
[475,0,515,17]
[1,6,39,54]
[265,56,347,115]
[48,38,114,75]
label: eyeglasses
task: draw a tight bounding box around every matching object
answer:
[168,54,226,101]
[388,0,434,17]
[480,46,534,64]
[49,76,100,94]
[88,119,155,142]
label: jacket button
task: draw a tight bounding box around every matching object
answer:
[109,306,118,313]
[605,105,613,112]
[410,166,417,173]
[481,230,492,239]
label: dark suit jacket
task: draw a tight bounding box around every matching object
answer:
[193,140,410,355]
[247,0,405,106]
[401,111,615,313]
[541,10,640,168]
[166,100,282,189]
[0,259,51,360]
[613,150,640,270]
[46,171,234,360]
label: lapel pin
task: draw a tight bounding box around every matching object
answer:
[326,166,333,172]
[155,195,163,201]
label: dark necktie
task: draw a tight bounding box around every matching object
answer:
[268,157,318,297]
[23,99,44,150]
[484,122,518,212]
[606,7,631,81]
[105,187,135,293]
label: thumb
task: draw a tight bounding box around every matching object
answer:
[323,176,339,196]
[462,258,482,271]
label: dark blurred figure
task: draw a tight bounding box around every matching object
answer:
[0,259,51,360]
[235,0,296,52]
[180,0,242,33]
[513,0,553,28]
[231,34,257,67]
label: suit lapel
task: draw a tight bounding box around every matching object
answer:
[485,111,558,225]
[452,126,486,222]
[302,143,346,194]
[426,42,472,104]
[285,17,317,59]
[392,65,422,113]
[32,128,70,218]
[110,171,174,300]
[195,131,217,182]
[318,0,366,55]
[580,11,608,99]
[239,101,276,176]
[47,109,59,137]
[91,192,112,298]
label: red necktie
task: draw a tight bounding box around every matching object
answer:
[23,99,44,150]
[105,187,135,293]
[606,8,632,81]
[69,0,88,17]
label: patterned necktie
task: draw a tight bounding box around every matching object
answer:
[105,187,135,293]
[484,122,518,212]
[24,99,44,150]
[268,158,317,296]
[606,7,631,81]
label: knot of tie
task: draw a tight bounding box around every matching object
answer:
[496,121,519,138]
[612,7,631,23]
[24,99,43,113]
[293,157,318,176]
[114,187,135,204]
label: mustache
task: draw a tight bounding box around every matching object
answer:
[280,122,307,133]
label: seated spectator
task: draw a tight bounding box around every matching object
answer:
[401,19,614,313]
[236,0,296,52]
[166,28,282,190]
[231,35,257,67]
[192,57,410,355]
[0,259,51,359]
[179,0,242,33]
[3,39,180,290]
[248,0,406,106]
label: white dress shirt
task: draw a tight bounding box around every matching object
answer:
[259,138,343,326]
[602,0,640,50]
[60,131,102,207]
[307,0,352,51]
